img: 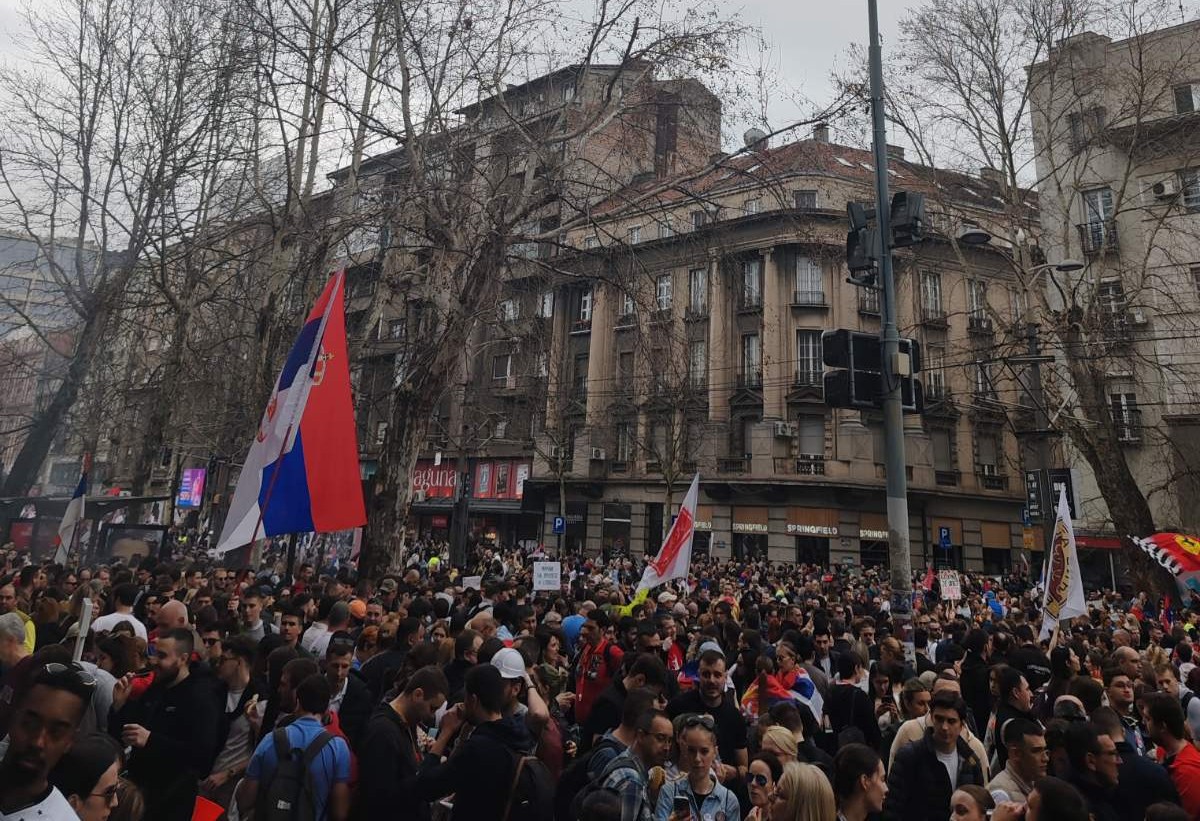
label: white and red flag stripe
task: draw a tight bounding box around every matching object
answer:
[636,473,700,594]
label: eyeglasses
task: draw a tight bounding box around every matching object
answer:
[90,784,119,804]
[744,773,769,787]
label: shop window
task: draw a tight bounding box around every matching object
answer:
[860,539,889,569]
[646,503,664,555]
[692,532,711,556]
[734,533,767,561]
[795,536,830,566]
[982,547,1011,576]
[603,502,632,559]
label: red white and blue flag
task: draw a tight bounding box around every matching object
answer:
[216,271,365,553]
[53,454,90,564]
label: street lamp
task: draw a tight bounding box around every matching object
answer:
[956,225,993,246]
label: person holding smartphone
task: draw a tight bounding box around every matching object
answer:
[654,714,741,821]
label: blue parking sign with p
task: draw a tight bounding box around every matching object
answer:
[552,516,566,534]
[938,526,951,549]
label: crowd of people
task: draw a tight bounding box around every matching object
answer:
[0,544,1196,821]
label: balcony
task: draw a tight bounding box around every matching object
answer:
[613,314,636,331]
[920,306,948,328]
[650,309,672,324]
[859,292,881,316]
[738,294,763,313]
[935,469,960,486]
[737,370,763,389]
[645,460,662,474]
[794,370,822,388]
[718,458,748,474]
[790,290,827,308]
[685,305,709,322]
[570,319,592,334]
[976,467,1008,491]
[967,314,994,335]
[776,455,826,475]
[1078,220,1119,256]
[609,460,629,474]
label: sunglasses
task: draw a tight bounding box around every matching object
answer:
[90,784,120,803]
[682,714,715,730]
[38,662,97,691]
[745,773,769,787]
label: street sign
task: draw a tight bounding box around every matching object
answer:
[1025,470,1045,522]
[1021,507,1032,527]
[552,516,566,535]
[1047,468,1078,519]
[532,561,561,591]
[939,569,962,600]
[1023,527,1036,551]
[938,526,952,550]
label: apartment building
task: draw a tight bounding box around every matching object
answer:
[1029,21,1200,539]
[436,123,1043,573]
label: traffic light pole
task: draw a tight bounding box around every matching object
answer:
[868,0,914,650]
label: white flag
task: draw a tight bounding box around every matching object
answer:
[1040,486,1086,640]
[54,456,90,565]
[636,473,700,593]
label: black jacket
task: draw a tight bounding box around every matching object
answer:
[360,647,408,702]
[1064,769,1122,821]
[580,679,627,752]
[443,658,473,705]
[1113,739,1179,819]
[991,702,1038,769]
[336,674,373,751]
[413,715,535,821]
[111,671,222,821]
[1009,643,1052,690]
[826,683,880,749]
[352,703,427,821]
[960,652,993,735]
[884,732,985,821]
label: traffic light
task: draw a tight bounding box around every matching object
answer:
[822,330,924,413]
[845,202,877,287]
[890,192,925,248]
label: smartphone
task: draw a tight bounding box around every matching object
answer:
[673,796,690,820]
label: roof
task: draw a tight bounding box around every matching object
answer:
[587,137,1039,221]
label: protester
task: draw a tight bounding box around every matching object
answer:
[884,692,985,820]
[48,733,123,821]
[744,750,782,821]
[831,744,886,821]
[769,761,835,821]
[654,714,740,821]
[1142,691,1200,819]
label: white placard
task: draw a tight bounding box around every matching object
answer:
[938,569,962,601]
[532,561,561,592]
[462,575,482,590]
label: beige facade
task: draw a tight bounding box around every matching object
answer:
[1029,22,1200,535]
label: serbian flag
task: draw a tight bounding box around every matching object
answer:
[740,667,824,724]
[216,272,365,553]
[53,454,90,564]
[921,566,935,592]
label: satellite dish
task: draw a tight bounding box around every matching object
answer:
[743,127,768,149]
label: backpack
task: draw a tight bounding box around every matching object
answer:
[554,736,625,821]
[502,748,555,821]
[256,728,333,821]
[567,751,640,821]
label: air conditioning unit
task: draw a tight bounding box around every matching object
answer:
[1129,309,1148,325]
[774,421,796,438]
[413,489,427,502]
[590,447,606,460]
[1152,178,1179,200]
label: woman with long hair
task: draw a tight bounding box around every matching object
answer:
[534,624,570,701]
[655,715,740,821]
[769,761,835,821]
[950,784,995,820]
[49,733,123,821]
[831,744,886,821]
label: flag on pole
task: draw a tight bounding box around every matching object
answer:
[1039,486,1086,640]
[637,473,700,593]
[53,454,90,565]
[216,272,365,554]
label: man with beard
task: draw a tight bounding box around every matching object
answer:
[666,648,748,785]
[0,661,95,819]
[110,627,221,821]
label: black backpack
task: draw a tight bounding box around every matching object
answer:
[256,728,334,821]
[553,736,625,821]
[567,750,640,821]
[502,748,555,821]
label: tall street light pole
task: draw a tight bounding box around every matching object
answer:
[867,0,914,648]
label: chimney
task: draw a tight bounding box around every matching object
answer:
[980,167,1006,187]
[886,144,905,161]
[812,123,830,143]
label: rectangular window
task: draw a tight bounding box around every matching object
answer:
[920,271,943,318]
[535,352,548,377]
[573,355,589,393]
[492,354,513,383]
[537,291,554,318]
[795,330,822,385]
[498,299,519,322]
[932,428,953,471]
[618,351,634,387]
[742,333,761,384]
[1182,169,1200,209]
[561,82,576,102]
[745,198,761,214]
[620,291,636,319]
[584,236,599,249]
[689,268,708,314]
[974,360,995,398]
[794,256,823,304]
[1111,393,1140,441]
[1175,83,1200,114]
[375,421,388,445]
[688,340,707,387]
[1083,187,1115,222]
[656,274,673,311]
[742,259,763,308]
[1098,280,1126,319]
[1068,106,1106,151]
[967,280,987,319]
[628,225,641,244]
[859,287,880,314]
[797,416,824,459]
[927,345,947,398]
[658,221,674,239]
[578,290,592,321]
[691,210,707,230]
[388,319,406,339]
[794,190,818,209]
[976,431,1000,473]
[616,423,633,461]
[1009,287,1027,324]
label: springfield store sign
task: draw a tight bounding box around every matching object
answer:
[787,524,839,536]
